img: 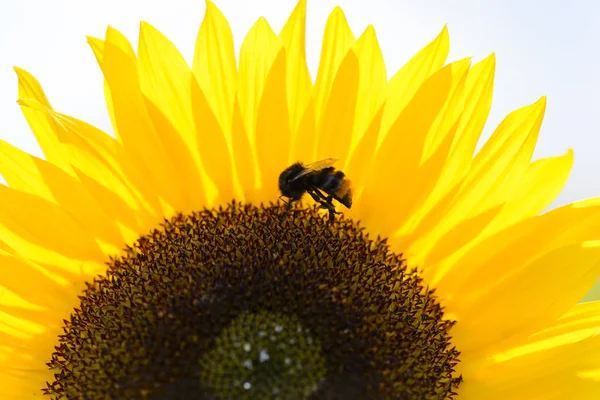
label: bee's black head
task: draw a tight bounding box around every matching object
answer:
[278,162,307,200]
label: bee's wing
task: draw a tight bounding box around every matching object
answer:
[289,158,338,182]
[303,158,339,171]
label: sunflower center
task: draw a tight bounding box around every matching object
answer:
[201,311,326,398]
[44,201,462,399]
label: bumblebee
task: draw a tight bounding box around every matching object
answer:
[278,158,352,222]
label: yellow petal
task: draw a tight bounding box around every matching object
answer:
[138,21,218,207]
[465,96,546,214]
[0,140,125,250]
[395,59,470,235]
[454,242,600,355]
[106,25,136,56]
[385,61,470,251]
[193,0,237,135]
[0,260,77,321]
[395,55,495,250]
[408,97,547,267]
[359,61,464,236]
[189,79,235,202]
[347,25,386,158]
[421,58,471,161]
[255,51,290,199]
[0,354,51,399]
[439,201,600,296]
[1,368,50,400]
[529,300,600,344]
[279,0,312,146]
[0,255,73,312]
[0,139,54,202]
[441,54,495,187]
[379,26,449,146]
[459,302,600,399]
[483,149,574,236]
[432,203,600,350]
[312,6,355,159]
[90,26,137,143]
[0,313,60,399]
[237,17,283,190]
[101,29,189,215]
[87,35,105,63]
[231,98,256,200]
[0,307,58,340]
[290,99,317,163]
[1,223,103,280]
[0,257,78,359]
[13,67,72,173]
[87,36,119,139]
[345,105,384,199]
[17,98,157,235]
[314,49,358,162]
[0,310,45,343]
[0,185,104,261]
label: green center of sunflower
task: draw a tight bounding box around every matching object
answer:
[43,201,462,399]
[200,311,326,398]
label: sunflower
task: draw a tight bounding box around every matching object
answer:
[2,0,600,398]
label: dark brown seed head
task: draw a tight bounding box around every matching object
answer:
[44,201,462,399]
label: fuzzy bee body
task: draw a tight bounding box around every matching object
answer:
[278,159,352,222]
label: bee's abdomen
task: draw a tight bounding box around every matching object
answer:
[335,180,352,208]
[312,169,352,209]
[312,169,342,192]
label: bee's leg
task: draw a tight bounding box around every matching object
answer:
[313,190,340,214]
[306,189,326,207]
[319,192,342,223]
[308,188,339,223]
[310,188,328,203]
[279,195,294,210]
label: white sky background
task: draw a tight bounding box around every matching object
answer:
[0,0,599,208]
